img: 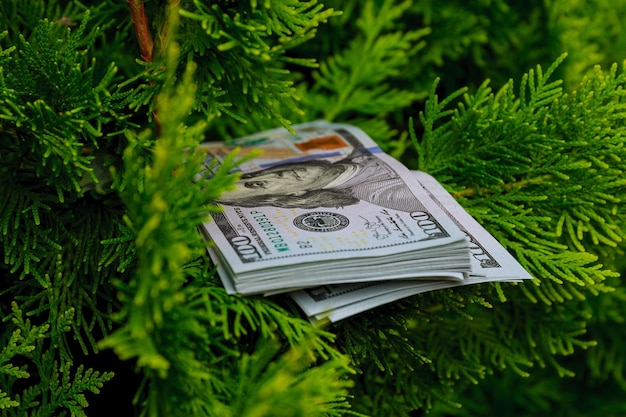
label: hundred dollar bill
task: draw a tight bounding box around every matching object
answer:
[412,171,532,279]
[200,122,472,294]
[290,171,533,323]
[305,276,523,325]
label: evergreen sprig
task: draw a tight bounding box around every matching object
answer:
[99,52,238,372]
[0,303,48,411]
[0,11,132,356]
[412,55,625,303]
[1,13,131,199]
[307,0,428,120]
[0,302,114,416]
[163,0,338,128]
[290,0,429,148]
[98,39,354,415]
[223,341,357,417]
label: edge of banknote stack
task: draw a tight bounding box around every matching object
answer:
[199,122,533,324]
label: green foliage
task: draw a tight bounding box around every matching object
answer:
[1,14,131,197]
[2,0,626,416]
[0,302,114,416]
[0,9,134,365]
[95,40,354,416]
[219,341,357,417]
[412,55,626,302]
[298,1,430,129]
[141,0,339,129]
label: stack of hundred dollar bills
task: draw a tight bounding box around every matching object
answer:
[199,122,532,324]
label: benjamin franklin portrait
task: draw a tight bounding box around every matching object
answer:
[217,148,422,212]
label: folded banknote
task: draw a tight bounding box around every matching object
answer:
[199,122,532,322]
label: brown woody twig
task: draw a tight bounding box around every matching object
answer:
[127,0,154,63]
[127,0,162,134]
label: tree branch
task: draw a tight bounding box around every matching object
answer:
[127,0,154,63]
[452,174,552,199]
[127,0,162,134]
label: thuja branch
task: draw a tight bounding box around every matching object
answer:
[127,0,154,63]
[452,174,553,199]
[127,0,169,135]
